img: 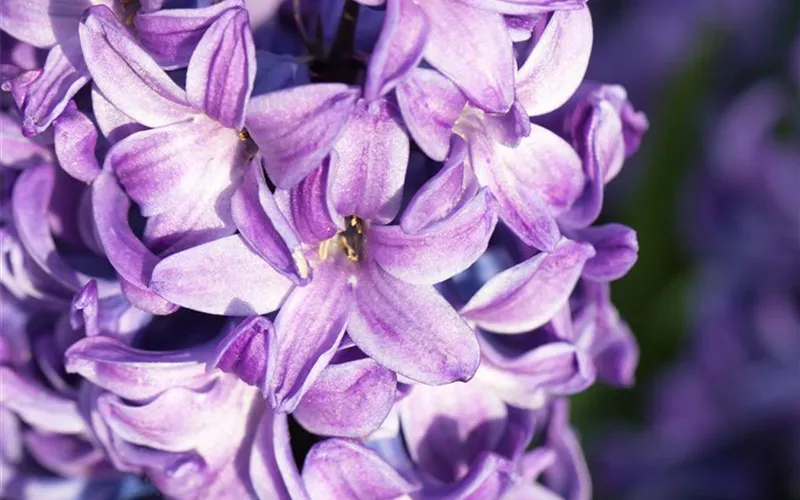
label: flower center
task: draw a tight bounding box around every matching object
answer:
[338,216,364,262]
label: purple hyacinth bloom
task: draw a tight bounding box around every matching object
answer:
[0,0,245,136]
[150,147,497,410]
[64,320,401,498]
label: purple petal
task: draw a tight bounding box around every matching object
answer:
[481,101,532,147]
[302,439,418,500]
[543,400,591,500]
[79,5,194,128]
[269,260,353,412]
[399,135,478,232]
[348,261,480,385]
[396,68,467,161]
[294,357,397,438]
[65,335,212,401]
[574,224,638,282]
[209,316,276,391]
[70,279,99,337]
[186,8,255,129]
[468,123,583,251]
[106,117,238,217]
[134,0,246,69]
[399,381,508,483]
[0,113,52,169]
[461,238,595,333]
[52,101,100,183]
[330,98,409,223]
[458,0,585,14]
[421,453,516,500]
[250,412,310,500]
[364,0,430,100]
[12,163,103,293]
[91,172,160,291]
[0,0,85,48]
[274,155,340,245]
[231,157,309,283]
[0,367,85,434]
[23,432,110,477]
[16,36,90,136]
[369,188,497,285]
[516,7,593,116]
[150,234,293,315]
[246,83,359,188]
[90,84,146,145]
[475,341,595,408]
[419,0,513,112]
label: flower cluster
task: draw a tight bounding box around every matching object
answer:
[0,1,646,498]
[597,47,800,499]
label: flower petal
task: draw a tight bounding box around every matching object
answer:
[396,68,466,161]
[294,357,397,438]
[369,188,497,285]
[250,412,310,500]
[461,238,595,334]
[0,113,52,169]
[399,135,478,232]
[274,155,340,246]
[469,123,583,251]
[79,5,194,128]
[65,335,212,401]
[53,101,100,183]
[0,366,85,434]
[269,260,353,412]
[90,83,145,145]
[91,172,160,292]
[246,83,359,188]
[423,452,516,500]
[16,36,90,136]
[574,224,638,282]
[232,157,309,283]
[134,0,246,69]
[399,381,508,483]
[209,316,276,391]
[185,8,255,129]
[364,0,430,100]
[419,0,513,112]
[150,234,293,315]
[516,7,593,116]
[455,0,585,15]
[330,98,409,223]
[349,261,480,385]
[0,0,85,48]
[302,439,418,500]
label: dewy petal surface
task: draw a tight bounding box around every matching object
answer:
[461,238,595,333]
[364,0,430,100]
[302,439,418,500]
[368,188,497,285]
[185,7,255,129]
[79,5,194,128]
[269,259,353,412]
[516,7,593,116]
[418,0,514,113]
[134,0,246,69]
[348,260,480,385]
[17,36,90,136]
[330,99,409,224]
[399,381,508,483]
[396,68,467,161]
[293,357,397,438]
[246,84,359,188]
[150,234,293,315]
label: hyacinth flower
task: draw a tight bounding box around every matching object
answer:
[305,398,589,500]
[150,147,497,411]
[64,313,406,498]
[0,0,250,136]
